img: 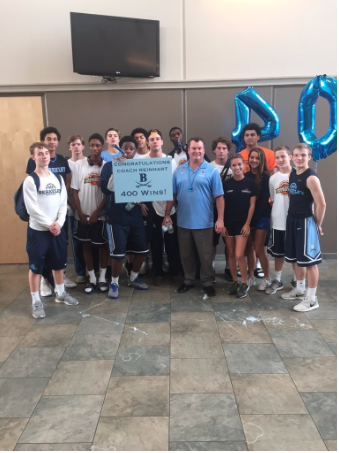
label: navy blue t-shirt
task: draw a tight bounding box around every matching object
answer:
[223,177,257,227]
[288,168,317,219]
[26,154,71,182]
[245,171,271,226]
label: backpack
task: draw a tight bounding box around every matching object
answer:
[14,172,62,222]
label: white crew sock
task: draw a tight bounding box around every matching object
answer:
[297,279,306,293]
[99,267,107,282]
[306,287,317,301]
[212,261,215,268]
[256,258,261,268]
[55,283,65,295]
[31,291,40,303]
[130,270,138,281]
[275,270,282,282]
[88,269,96,285]
[111,276,119,284]
[293,272,297,281]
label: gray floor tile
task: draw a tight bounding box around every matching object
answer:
[170,393,245,441]
[304,300,337,320]
[0,418,28,451]
[15,444,92,451]
[76,313,126,334]
[171,298,213,312]
[62,333,121,360]
[112,345,170,376]
[0,378,49,417]
[0,316,36,337]
[328,343,337,354]
[223,344,287,374]
[0,347,65,378]
[39,305,86,325]
[270,330,335,357]
[170,441,248,451]
[19,395,104,444]
[301,393,337,440]
[126,303,171,323]
[212,302,259,322]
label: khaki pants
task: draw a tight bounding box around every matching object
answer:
[177,227,214,287]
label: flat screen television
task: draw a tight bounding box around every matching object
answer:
[70,12,160,78]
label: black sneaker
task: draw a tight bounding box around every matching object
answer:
[228,281,240,295]
[237,283,249,299]
[224,268,233,282]
[204,286,216,297]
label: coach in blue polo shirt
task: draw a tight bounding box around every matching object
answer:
[163,137,224,297]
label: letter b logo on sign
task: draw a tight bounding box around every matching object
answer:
[139,173,147,182]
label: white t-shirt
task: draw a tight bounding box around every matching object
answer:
[173,150,188,166]
[23,172,67,231]
[134,152,149,159]
[142,153,177,217]
[68,158,85,216]
[71,159,105,220]
[210,160,233,179]
[269,171,291,230]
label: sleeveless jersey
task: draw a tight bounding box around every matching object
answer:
[288,168,317,218]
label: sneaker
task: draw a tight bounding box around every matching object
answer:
[32,300,45,318]
[108,283,119,299]
[123,261,133,277]
[64,274,77,288]
[293,296,319,312]
[291,279,297,288]
[248,277,256,288]
[76,275,87,283]
[228,281,240,295]
[266,279,284,294]
[281,287,306,300]
[55,291,79,305]
[212,268,216,284]
[237,283,249,299]
[162,261,169,273]
[204,286,216,297]
[40,277,52,297]
[254,268,264,278]
[258,278,271,291]
[138,259,149,275]
[128,278,149,291]
[224,268,233,282]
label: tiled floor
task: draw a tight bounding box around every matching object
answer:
[0,259,337,451]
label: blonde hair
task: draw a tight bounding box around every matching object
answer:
[293,143,312,156]
[29,142,48,155]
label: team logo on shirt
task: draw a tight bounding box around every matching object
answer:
[84,172,100,186]
[241,189,251,193]
[38,183,61,195]
[177,158,187,166]
[275,180,289,195]
[289,182,304,196]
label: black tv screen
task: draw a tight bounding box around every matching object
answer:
[70,12,160,78]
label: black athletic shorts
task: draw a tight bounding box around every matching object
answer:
[225,223,244,237]
[27,226,67,274]
[285,215,322,267]
[106,220,149,259]
[267,229,285,257]
[73,219,107,245]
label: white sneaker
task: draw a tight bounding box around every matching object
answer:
[64,274,77,288]
[293,296,319,312]
[32,300,45,318]
[281,287,306,300]
[40,277,52,297]
[258,278,271,291]
[248,277,256,287]
[139,259,149,275]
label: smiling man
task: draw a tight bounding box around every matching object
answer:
[163,137,224,297]
[131,127,149,158]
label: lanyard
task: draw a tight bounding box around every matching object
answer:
[188,162,203,192]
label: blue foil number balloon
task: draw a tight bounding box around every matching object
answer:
[232,86,280,152]
[298,75,337,161]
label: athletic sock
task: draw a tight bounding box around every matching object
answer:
[31,291,40,304]
[99,267,107,283]
[55,283,65,295]
[293,272,297,281]
[111,276,119,284]
[306,287,317,301]
[297,279,306,293]
[256,258,261,268]
[212,261,215,268]
[130,270,138,282]
[88,269,96,285]
[275,270,282,282]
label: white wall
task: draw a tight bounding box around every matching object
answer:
[0,0,336,86]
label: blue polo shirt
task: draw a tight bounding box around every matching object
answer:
[173,160,223,229]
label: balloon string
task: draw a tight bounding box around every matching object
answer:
[314,161,318,174]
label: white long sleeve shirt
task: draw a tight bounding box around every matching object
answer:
[23,172,67,231]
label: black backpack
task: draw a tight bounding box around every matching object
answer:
[14,172,61,222]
